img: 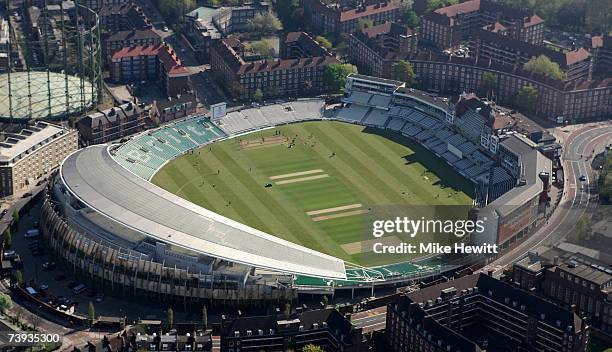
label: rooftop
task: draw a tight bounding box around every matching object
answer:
[81,102,145,126]
[404,273,584,334]
[0,122,69,163]
[107,29,160,42]
[60,145,347,279]
[111,44,189,76]
[339,2,399,22]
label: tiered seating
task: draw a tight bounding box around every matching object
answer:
[386,117,405,131]
[260,105,295,125]
[112,116,227,180]
[242,109,271,127]
[291,100,324,121]
[335,104,370,123]
[368,94,391,108]
[219,111,256,134]
[344,91,372,106]
[363,108,389,127]
[453,158,474,171]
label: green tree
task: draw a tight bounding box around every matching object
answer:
[515,85,538,114]
[12,211,19,226]
[202,306,208,329]
[14,270,23,285]
[0,292,13,314]
[390,60,416,86]
[3,229,11,249]
[276,0,299,26]
[247,12,282,35]
[482,72,498,97]
[523,55,566,80]
[254,88,264,102]
[395,0,419,27]
[585,0,612,33]
[302,344,324,352]
[599,153,612,205]
[426,0,458,12]
[357,18,374,30]
[89,302,95,323]
[323,63,357,92]
[167,308,174,329]
[284,302,291,317]
[322,295,329,307]
[574,217,592,241]
[250,40,275,60]
[153,0,196,24]
[315,36,333,51]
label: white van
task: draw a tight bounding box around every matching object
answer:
[25,229,39,238]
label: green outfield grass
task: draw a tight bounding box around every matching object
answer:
[152,121,473,266]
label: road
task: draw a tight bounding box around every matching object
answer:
[487,123,612,271]
[163,34,228,106]
[351,306,386,333]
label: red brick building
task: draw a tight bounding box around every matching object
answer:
[420,0,544,50]
[110,44,190,96]
[303,0,399,36]
[211,37,339,100]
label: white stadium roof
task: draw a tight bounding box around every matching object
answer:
[60,145,347,279]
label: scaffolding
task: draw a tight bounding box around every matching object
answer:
[0,0,102,121]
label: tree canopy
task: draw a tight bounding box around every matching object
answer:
[153,0,196,24]
[499,0,610,34]
[599,153,612,205]
[0,292,12,314]
[275,0,300,29]
[515,85,538,114]
[254,88,264,102]
[390,60,416,86]
[248,40,275,60]
[3,229,11,249]
[247,12,282,36]
[323,64,357,92]
[426,0,458,12]
[393,0,419,27]
[315,36,333,51]
[303,345,324,352]
[523,55,566,80]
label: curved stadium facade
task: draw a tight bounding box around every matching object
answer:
[43,80,552,302]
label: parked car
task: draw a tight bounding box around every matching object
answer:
[42,261,56,271]
[95,294,105,303]
[22,192,32,198]
[72,284,87,295]
[25,229,40,238]
[579,175,587,181]
[40,284,49,291]
[3,250,16,259]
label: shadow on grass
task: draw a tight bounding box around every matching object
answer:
[361,126,475,199]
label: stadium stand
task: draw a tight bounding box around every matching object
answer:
[112,115,226,180]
